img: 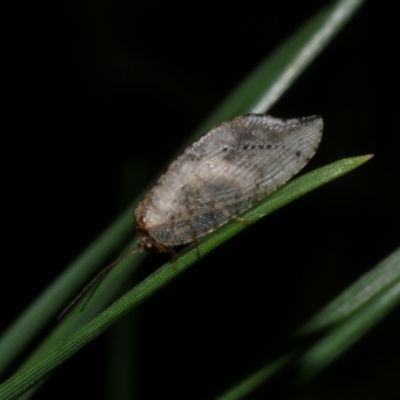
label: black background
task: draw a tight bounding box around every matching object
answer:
[1,0,399,399]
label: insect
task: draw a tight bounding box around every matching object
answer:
[136,114,322,252]
[59,114,322,318]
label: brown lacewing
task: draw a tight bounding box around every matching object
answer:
[59,114,322,318]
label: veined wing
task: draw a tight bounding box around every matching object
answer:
[143,115,322,246]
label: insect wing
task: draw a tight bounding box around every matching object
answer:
[139,114,322,246]
[185,115,321,206]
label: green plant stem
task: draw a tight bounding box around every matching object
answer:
[0,155,372,400]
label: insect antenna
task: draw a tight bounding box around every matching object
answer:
[57,246,141,320]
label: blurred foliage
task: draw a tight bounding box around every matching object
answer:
[1,0,399,399]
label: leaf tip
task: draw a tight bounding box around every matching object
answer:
[363,154,374,162]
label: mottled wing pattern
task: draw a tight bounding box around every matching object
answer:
[139,114,322,246]
[180,115,322,208]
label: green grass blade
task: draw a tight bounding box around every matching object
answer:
[217,355,292,400]
[298,247,400,379]
[196,0,366,133]
[0,207,137,376]
[214,233,400,399]
[299,247,400,334]
[106,316,138,400]
[4,252,143,400]
[0,155,372,400]
[0,0,366,389]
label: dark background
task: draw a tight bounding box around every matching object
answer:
[1,0,399,399]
